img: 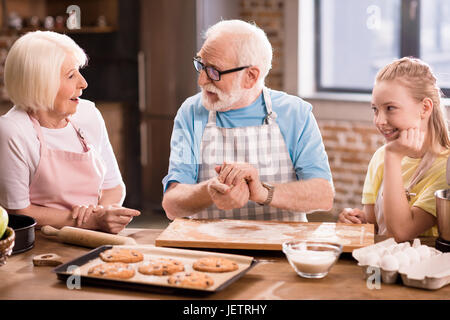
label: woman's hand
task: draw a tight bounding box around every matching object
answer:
[385,127,425,158]
[338,208,367,224]
[91,204,140,234]
[72,204,96,227]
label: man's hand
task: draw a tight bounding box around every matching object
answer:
[215,162,268,204]
[207,177,249,210]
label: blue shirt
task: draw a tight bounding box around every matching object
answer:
[162,89,332,191]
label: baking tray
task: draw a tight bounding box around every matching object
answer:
[53,245,258,295]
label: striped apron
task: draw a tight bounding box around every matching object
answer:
[191,87,306,221]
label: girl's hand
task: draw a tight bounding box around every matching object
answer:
[338,208,367,224]
[385,127,425,158]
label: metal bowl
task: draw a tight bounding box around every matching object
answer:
[435,189,450,242]
[7,213,37,254]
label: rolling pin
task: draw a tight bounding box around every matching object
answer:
[41,225,137,248]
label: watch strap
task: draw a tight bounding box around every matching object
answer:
[258,182,274,206]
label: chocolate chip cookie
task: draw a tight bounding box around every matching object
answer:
[100,248,144,263]
[167,272,214,289]
[193,257,239,273]
[87,262,135,279]
[138,258,184,276]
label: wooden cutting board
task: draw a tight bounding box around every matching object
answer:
[155,218,375,252]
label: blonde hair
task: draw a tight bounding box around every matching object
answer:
[4,31,88,112]
[204,20,272,88]
[375,57,450,154]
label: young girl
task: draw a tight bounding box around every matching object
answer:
[338,57,450,242]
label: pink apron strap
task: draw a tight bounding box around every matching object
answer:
[27,113,90,152]
[27,114,47,153]
[66,117,90,152]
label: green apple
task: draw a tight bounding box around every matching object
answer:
[0,206,8,240]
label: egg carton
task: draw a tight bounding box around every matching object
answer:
[352,238,448,290]
[399,253,450,290]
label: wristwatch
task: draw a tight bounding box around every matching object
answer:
[258,182,275,206]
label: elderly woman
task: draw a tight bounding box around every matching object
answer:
[0,31,139,234]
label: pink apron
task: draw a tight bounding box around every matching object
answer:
[28,115,106,210]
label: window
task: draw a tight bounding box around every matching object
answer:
[316,0,450,96]
[421,0,450,90]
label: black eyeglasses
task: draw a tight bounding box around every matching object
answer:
[193,57,250,81]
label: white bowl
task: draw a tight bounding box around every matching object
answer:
[282,240,342,279]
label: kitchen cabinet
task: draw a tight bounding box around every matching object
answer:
[0,0,141,209]
[0,0,118,33]
[139,0,197,210]
[140,118,174,209]
[138,0,241,210]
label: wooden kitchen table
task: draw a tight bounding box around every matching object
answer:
[0,228,449,300]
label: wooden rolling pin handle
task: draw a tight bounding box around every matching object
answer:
[42,225,137,248]
[41,225,60,236]
[33,253,63,267]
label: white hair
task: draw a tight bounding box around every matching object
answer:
[204,20,273,87]
[4,31,88,112]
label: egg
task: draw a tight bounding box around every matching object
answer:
[376,248,388,258]
[375,247,387,256]
[385,245,397,254]
[412,238,421,248]
[364,252,380,267]
[380,254,399,271]
[394,251,410,269]
[416,245,431,261]
[391,244,403,254]
[403,247,420,265]
[400,242,411,250]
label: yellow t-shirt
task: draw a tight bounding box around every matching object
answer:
[362,145,449,237]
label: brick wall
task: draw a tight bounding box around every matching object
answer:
[319,120,384,215]
[240,0,284,90]
[239,0,385,217]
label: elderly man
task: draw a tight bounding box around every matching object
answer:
[162,20,334,221]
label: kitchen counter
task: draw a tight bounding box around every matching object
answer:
[0,228,448,300]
